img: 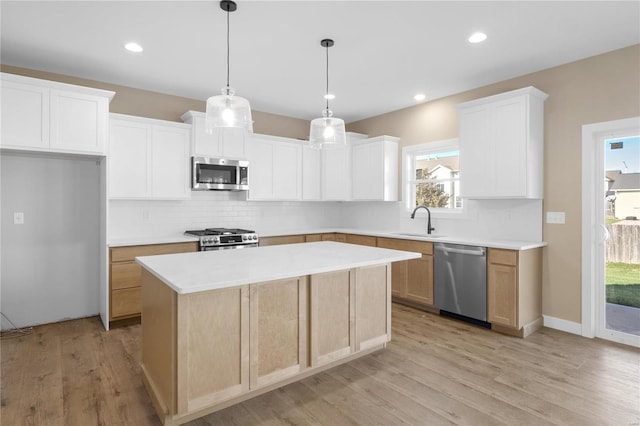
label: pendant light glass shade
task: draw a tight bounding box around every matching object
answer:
[309,38,346,148]
[309,109,346,148]
[206,86,253,133]
[205,0,253,134]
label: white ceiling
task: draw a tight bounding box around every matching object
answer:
[2,1,639,123]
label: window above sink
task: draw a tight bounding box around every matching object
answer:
[402,138,465,219]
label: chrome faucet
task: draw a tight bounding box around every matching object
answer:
[410,205,435,235]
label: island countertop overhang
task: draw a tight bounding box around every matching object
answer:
[135,241,422,295]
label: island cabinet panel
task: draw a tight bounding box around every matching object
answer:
[249,277,307,389]
[140,256,398,425]
[176,286,249,414]
[354,264,391,350]
[309,270,354,367]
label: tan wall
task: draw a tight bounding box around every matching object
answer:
[0,64,310,140]
[348,44,640,323]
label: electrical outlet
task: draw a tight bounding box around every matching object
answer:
[546,211,566,224]
[13,212,24,225]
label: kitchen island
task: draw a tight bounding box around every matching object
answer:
[136,241,421,426]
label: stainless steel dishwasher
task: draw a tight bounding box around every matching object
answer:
[434,243,488,326]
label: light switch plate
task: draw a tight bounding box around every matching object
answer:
[546,211,566,224]
[13,212,24,225]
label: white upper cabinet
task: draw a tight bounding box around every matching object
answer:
[1,73,113,155]
[302,146,321,201]
[321,132,368,201]
[181,110,247,159]
[458,86,548,199]
[246,134,302,201]
[351,136,399,201]
[109,114,190,200]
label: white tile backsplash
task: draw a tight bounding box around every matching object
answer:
[109,192,542,242]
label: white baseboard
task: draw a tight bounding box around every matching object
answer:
[543,315,582,335]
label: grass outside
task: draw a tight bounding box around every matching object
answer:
[606,262,640,308]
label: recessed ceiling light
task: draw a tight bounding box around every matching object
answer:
[324,93,335,100]
[125,42,143,53]
[414,93,426,101]
[468,32,487,44]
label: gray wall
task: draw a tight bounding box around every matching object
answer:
[1,153,101,328]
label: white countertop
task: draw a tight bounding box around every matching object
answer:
[260,228,547,250]
[108,234,199,247]
[110,228,546,250]
[136,241,421,295]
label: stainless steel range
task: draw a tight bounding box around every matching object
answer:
[185,228,259,251]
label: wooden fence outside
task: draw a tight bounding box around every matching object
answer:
[606,221,640,263]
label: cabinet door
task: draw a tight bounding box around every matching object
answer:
[249,278,307,389]
[459,105,491,198]
[150,125,190,199]
[321,144,351,200]
[490,97,527,197]
[0,80,49,149]
[302,146,321,200]
[355,265,390,350]
[176,286,250,413]
[247,137,274,199]
[49,89,108,154]
[406,254,434,306]
[487,263,518,328]
[273,142,302,200]
[219,127,247,159]
[309,270,353,367]
[352,142,384,200]
[191,115,222,157]
[109,119,150,198]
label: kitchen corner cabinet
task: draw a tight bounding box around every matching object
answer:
[458,86,548,199]
[247,134,303,201]
[487,248,542,337]
[109,114,191,199]
[351,136,399,201]
[180,110,247,159]
[377,238,434,306]
[1,72,114,155]
[109,242,197,324]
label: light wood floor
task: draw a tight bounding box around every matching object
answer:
[2,303,639,426]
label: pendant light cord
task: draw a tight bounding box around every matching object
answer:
[325,43,330,111]
[226,7,230,88]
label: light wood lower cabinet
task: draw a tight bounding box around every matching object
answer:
[141,264,391,425]
[487,248,542,337]
[259,235,306,246]
[109,242,198,324]
[377,238,434,307]
[345,234,377,247]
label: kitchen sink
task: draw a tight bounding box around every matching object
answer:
[393,232,447,239]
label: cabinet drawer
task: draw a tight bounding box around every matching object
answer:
[345,234,377,247]
[488,249,517,266]
[377,237,433,255]
[111,262,141,290]
[305,234,323,242]
[260,235,306,246]
[111,287,141,319]
[110,242,198,262]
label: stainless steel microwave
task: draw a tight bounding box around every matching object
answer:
[192,157,249,191]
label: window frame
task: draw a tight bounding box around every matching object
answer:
[402,138,466,218]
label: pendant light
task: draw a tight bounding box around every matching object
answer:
[205,0,253,133]
[309,39,346,148]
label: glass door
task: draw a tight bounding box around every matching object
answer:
[602,135,640,338]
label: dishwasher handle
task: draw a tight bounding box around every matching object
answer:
[435,245,486,256]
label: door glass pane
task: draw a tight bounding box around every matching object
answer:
[604,135,640,336]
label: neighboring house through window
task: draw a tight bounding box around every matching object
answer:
[403,138,462,213]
